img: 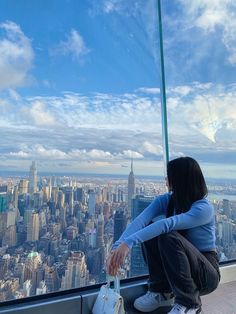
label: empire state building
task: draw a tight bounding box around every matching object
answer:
[128,160,135,215]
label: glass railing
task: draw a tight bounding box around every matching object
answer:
[0,0,235,304]
[162,0,236,262]
[0,0,164,302]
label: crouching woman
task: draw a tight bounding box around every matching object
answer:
[107,157,220,314]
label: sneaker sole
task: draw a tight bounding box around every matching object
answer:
[167,308,202,314]
[134,298,174,312]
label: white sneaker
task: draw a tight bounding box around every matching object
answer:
[168,303,202,314]
[133,291,174,312]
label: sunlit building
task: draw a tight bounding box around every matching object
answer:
[27,212,40,242]
[18,179,29,195]
[60,251,89,290]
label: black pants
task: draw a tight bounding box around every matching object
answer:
[141,231,221,308]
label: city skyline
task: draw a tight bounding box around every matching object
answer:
[0,161,235,301]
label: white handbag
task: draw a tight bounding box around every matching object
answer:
[92,276,125,314]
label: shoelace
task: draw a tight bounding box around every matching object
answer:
[146,291,158,299]
[143,291,161,302]
[172,303,186,312]
[143,291,172,303]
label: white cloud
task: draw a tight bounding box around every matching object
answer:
[167,86,193,96]
[0,21,34,89]
[179,0,236,65]
[8,89,21,101]
[103,0,119,13]
[169,151,185,159]
[192,82,213,90]
[9,151,29,157]
[117,150,144,159]
[98,0,141,15]
[70,149,112,160]
[6,145,66,159]
[22,101,56,126]
[53,29,90,60]
[23,92,160,132]
[5,145,144,162]
[141,141,163,156]
[1,83,236,168]
[167,83,236,143]
[136,87,160,94]
[35,145,67,159]
[88,161,113,167]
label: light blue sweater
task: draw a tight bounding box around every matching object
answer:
[113,193,216,252]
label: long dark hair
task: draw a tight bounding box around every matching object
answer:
[166,157,208,218]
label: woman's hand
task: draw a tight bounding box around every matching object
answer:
[107,243,130,276]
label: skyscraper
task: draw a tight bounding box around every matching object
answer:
[51,187,59,204]
[60,251,89,289]
[130,195,154,277]
[0,255,10,280]
[57,190,65,209]
[19,179,29,194]
[36,281,47,295]
[128,159,135,216]
[97,213,104,248]
[2,225,17,247]
[23,252,42,295]
[0,185,7,193]
[44,265,59,292]
[88,190,96,216]
[75,187,85,203]
[113,210,127,243]
[27,212,40,242]
[223,199,231,217]
[222,219,233,247]
[0,193,7,212]
[29,161,37,195]
[13,186,18,209]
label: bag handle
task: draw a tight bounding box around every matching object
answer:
[106,275,120,294]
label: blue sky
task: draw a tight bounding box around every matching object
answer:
[0,0,159,95]
[0,0,235,178]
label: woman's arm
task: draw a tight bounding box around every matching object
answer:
[122,198,214,249]
[112,193,170,250]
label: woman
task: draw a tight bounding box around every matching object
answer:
[107,157,220,314]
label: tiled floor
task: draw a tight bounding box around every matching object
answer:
[127,281,236,314]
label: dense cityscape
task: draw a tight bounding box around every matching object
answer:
[0,161,235,302]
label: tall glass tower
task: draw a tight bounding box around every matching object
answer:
[29,161,37,195]
[128,160,135,216]
[130,195,154,277]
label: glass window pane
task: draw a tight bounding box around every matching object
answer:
[162,1,236,262]
[0,0,165,301]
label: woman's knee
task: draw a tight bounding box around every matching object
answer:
[158,231,181,250]
[143,235,159,248]
[158,231,179,242]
